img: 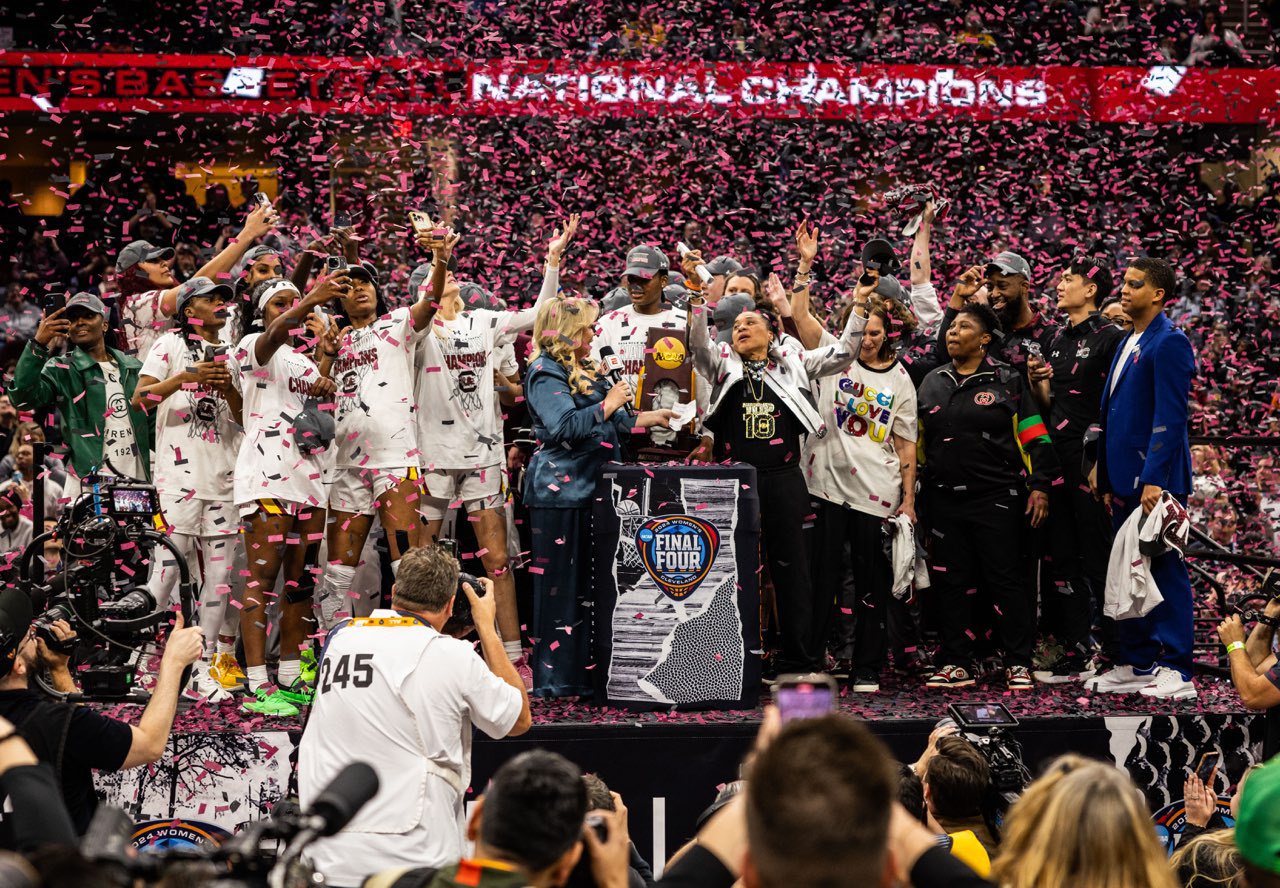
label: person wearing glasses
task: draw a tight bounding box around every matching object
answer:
[1025,258,1125,684]
[1100,296,1132,330]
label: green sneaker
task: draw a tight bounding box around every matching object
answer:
[241,686,301,718]
[277,678,314,706]
[299,648,318,686]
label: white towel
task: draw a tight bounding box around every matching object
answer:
[1104,500,1181,621]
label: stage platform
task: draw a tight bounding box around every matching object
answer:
[94,673,1268,866]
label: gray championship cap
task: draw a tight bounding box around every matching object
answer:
[116,240,175,274]
[622,245,670,280]
[713,293,756,344]
[704,255,744,278]
[873,274,907,303]
[175,276,235,314]
[459,281,504,311]
[64,292,109,318]
[987,251,1032,280]
[602,285,631,312]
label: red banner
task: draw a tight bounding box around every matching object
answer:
[0,52,1277,124]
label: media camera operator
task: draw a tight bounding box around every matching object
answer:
[1217,598,1280,758]
[0,587,204,834]
[298,543,531,888]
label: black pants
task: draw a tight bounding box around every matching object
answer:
[928,488,1034,669]
[1042,443,1116,656]
[814,499,910,672]
[759,466,822,672]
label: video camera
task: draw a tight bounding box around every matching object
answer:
[80,761,378,887]
[944,702,1032,836]
[14,464,195,700]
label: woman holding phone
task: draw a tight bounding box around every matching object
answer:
[133,276,246,701]
[523,296,676,697]
[233,272,343,716]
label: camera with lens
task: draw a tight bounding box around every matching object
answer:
[944,702,1031,836]
[436,538,487,636]
[17,468,194,700]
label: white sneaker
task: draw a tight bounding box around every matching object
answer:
[1138,667,1198,701]
[193,664,232,704]
[1084,664,1154,693]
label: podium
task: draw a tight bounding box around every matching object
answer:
[591,462,760,710]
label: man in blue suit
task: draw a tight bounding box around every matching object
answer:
[1086,257,1198,701]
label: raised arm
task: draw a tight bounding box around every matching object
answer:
[410,224,461,333]
[504,214,579,336]
[162,203,278,318]
[801,302,867,379]
[909,202,944,336]
[9,310,71,411]
[255,271,348,367]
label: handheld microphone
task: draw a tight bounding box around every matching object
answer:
[597,345,636,415]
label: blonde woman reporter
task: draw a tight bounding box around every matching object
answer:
[523,296,675,698]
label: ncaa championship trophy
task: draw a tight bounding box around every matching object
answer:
[636,327,699,459]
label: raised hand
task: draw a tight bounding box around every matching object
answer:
[241,201,278,240]
[307,269,351,305]
[547,213,581,263]
[796,219,820,266]
[34,307,70,347]
[765,273,791,317]
[953,264,985,302]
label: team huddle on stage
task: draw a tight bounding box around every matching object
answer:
[8,191,1198,708]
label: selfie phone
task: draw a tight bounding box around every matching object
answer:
[203,344,229,363]
[947,702,1019,731]
[774,673,838,723]
[254,191,273,212]
[1195,751,1220,783]
[42,289,66,314]
[325,255,347,273]
[332,211,353,232]
[409,210,433,235]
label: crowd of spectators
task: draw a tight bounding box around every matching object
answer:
[2,0,1276,66]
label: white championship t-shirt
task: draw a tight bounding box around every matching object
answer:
[233,332,330,509]
[121,289,169,358]
[140,331,243,502]
[300,612,522,887]
[592,304,687,391]
[804,338,918,516]
[331,307,422,470]
[97,360,146,480]
[415,310,524,471]
[1109,328,1144,395]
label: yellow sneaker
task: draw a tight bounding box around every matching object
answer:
[209,651,248,693]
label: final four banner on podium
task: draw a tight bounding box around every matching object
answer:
[592,463,761,710]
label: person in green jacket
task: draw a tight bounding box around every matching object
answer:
[9,293,151,491]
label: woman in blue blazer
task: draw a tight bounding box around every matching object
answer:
[523,296,676,697]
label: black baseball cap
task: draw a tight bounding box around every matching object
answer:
[861,238,900,274]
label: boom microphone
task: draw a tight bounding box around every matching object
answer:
[597,345,636,415]
[308,761,380,836]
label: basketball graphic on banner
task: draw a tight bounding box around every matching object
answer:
[652,337,686,370]
[636,515,720,601]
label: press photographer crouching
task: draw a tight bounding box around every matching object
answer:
[0,586,204,834]
[1217,597,1280,758]
[298,543,532,888]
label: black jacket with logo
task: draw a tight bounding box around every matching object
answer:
[917,358,1060,497]
[1044,312,1125,454]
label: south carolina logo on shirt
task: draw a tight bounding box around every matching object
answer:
[636,515,720,601]
[973,391,996,406]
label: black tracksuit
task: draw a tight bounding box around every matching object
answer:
[918,359,1060,669]
[1039,313,1125,655]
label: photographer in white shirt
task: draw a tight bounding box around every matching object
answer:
[299,544,531,888]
